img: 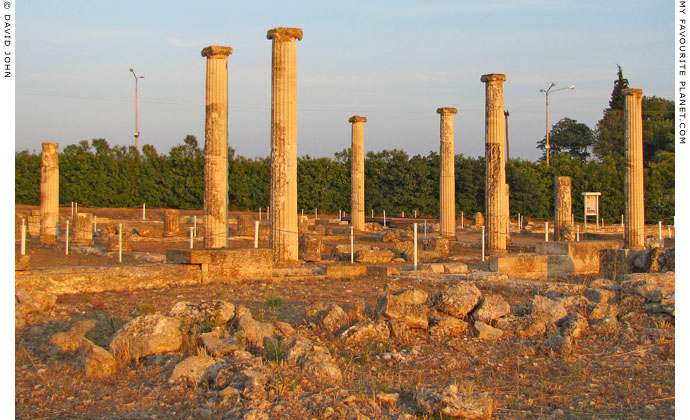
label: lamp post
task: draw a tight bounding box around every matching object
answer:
[129,68,144,151]
[540,83,574,166]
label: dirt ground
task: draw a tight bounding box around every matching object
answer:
[14,205,675,419]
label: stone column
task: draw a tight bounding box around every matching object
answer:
[554,177,572,241]
[349,115,367,232]
[164,210,180,237]
[505,183,510,243]
[267,27,303,263]
[40,142,59,243]
[201,46,233,248]
[624,88,645,249]
[437,107,457,238]
[73,212,93,245]
[480,73,507,253]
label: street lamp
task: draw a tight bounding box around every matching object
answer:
[540,83,574,166]
[129,68,144,151]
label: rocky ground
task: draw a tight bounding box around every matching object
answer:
[15,206,675,419]
[16,247,675,419]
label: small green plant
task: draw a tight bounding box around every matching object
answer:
[262,337,286,362]
[139,303,156,314]
[195,314,219,334]
[341,277,352,283]
[265,297,286,308]
[82,293,92,302]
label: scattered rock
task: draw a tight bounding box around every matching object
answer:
[517,316,547,340]
[15,289,57,314]
[109,314,183,362]
[583,288,617,305]
[200,335,243,356]
[81,340,116,378]
[540,335,572,356]
[429,316,469,340]
[169,355,224,385]
[588,302,620,322]
[169,300,235,325]
[355,249,394,263]
[235,314,275,349]
[418,263,446,273]
[50,319,98,352]
[473,321,503,340]
[433,284,482,319]
[376,392,399,406]
[557,313,589,339]
[299,234,322,262]
[273,321,296,337]
[417,384,493,419]
[305,302,349,333]
[473,294,511,323]
[467,272,507,282]
[387,319,412,341]
[376,288,429,329]
[530,295,568,324]
[219,386,241,400]
[342,321,390,346]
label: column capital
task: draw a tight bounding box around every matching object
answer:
[480,73,506,83]
[201,46,233,59]
[437,107,458,115]
[267,27,303,41]
[349,115,367,123]
[622,88,643,97]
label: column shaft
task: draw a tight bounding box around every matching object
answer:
[437,108,457,237]
[202,46,233,248]
[268,28,303,263]
[481,74,507,253]
[349,116,367,231]
[40,142,59,243]
[554,177,572,241]
[624,88,645,249]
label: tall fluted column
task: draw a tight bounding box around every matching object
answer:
[201,46,233,248]
[437,107,458,238]
[349,116,367,231]
[40,142,59,243]
[624,88,645,249]
[267,27,303,263]
[554,176,572,241]
[480,73,507,253]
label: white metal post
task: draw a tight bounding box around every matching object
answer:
[267,206,270,219]
[621,215,624,228]
[75,202,78,216]
[339,209,342,221]
[668,225,672,239]
[481,226,485,262]
[414,210,417,218]
[659,221,663,248]
[350,226,354,264]
[413,223,418,270]
[424,220,427,239]
[545,221,549,242]
[21,219,26,256]
[259,207,262,220]
[254,221,259,249]
[576,225,580,241]
[371,209,374,218]
[193,216,197,237]
[189,227,194,249]
[143,203,146,220]
[118,224,122,263]
[315,208,318,219]
[383,210,386,227]
[65,221,69,255]
[94,215,97,233]
[71,202,74,219]
[462,212,464,229]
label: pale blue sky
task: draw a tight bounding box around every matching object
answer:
[15,0,673,160]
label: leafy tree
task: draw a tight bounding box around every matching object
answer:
[608,64,629,111]
[537,117,595,162]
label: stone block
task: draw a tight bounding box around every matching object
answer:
[299,235,322,262]
[367,265,400,277]
[535,241,620,274]
[355,249,393,264]
[489,254,573,279]
[422,237,449,257]
[166,248,272,281]
[403,249,441,263]
[326,265,367,279]
[599,249,636,280]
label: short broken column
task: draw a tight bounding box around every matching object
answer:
[437,107,457,238]
[40,142,59,243]
[481,73,508,253]
[623,88,645,249]
[267,27,303,263]
[201,45,233,248]
[349,115,367,232]
[164,210,180,237]
[554,176,572,241]
[73,212,94,246]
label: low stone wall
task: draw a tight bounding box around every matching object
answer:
[489,254,574,279]
[535,241,619,275]
[166,248,273,281]
[15,264,202,295]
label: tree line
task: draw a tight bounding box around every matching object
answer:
[15,67,674,224]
